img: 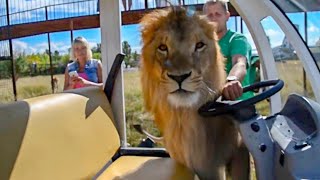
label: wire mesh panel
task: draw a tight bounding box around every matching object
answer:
[0,60,14,103]
[0,40,14,102]
[0,38,14,103]
[5,0,99,25]
[0,0,8,27]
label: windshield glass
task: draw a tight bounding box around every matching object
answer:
[272,0,320,12]
[272,0,320,71]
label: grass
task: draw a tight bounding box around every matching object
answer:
[254,60,315,116]
[123,70,162,147]
[0,74,65,102]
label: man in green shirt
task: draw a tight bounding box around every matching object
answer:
[203,0,255,100]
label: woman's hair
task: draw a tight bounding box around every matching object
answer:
[70,36,92,60]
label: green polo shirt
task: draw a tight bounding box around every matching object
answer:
[218,30,254,100]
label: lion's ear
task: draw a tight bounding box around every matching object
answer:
[208,21,218,33]
[199,15,218,32]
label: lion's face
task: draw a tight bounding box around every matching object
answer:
[140,7,226,109]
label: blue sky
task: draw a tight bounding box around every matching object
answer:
[8,1,320,55]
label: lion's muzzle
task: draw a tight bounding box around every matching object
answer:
[167,72,192,86]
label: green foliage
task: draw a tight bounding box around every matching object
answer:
[61,54,71,65]
[122,41,132,68]
[0,60,12,78]
[132,51,139,61]
[93,52,101,60]
[52,50,61,63]
[26,54,41,64]
[92,43,101,53]
[16,55,29,75]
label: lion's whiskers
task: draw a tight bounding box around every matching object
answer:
[198,82,219,102]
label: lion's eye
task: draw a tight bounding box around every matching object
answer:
[158,44,168,51]
[195,42,206,52]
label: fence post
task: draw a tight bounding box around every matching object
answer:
[144,0,148,9]
[47,33,54,93]
[6,0,17,101]
[45,6,48,20]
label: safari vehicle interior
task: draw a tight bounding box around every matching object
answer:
[1,0,320,179]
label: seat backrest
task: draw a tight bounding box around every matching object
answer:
[0,87,120,180]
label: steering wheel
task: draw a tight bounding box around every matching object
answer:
[198,79,284,117]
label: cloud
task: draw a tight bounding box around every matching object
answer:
[131,46,142,54]
[13,40,28,50]
[35,42,48,49]
[308,23,320,33]
[13,40,46,54]
[265,29,284,47]
[265,29,281,36]
[88,41,98,49]
[50,42,70,54]
[308,35,320,46]
[12,40,29,54]
[243,28,284,49]
[12,39,100,55]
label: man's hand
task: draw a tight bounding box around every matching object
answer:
[222,80,243,100]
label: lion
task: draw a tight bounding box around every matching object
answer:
[140,6,250,180]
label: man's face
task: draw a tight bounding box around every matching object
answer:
[204,3,230,33]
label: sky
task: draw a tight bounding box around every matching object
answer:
[2,0,320,56]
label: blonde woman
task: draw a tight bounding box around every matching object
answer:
[64,37,103,90]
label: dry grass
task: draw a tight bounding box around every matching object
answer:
[17,74,65,99]
[276,60,315,101]
[123,70,162,147]
[255,60,315,116]
[0,74,65,102]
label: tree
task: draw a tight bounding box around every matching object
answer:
[61,54,71,65]
[130,51,140,67]
[0,60,12,78]
[52,50,61,63]
[92,43,101,53]
[93,53,101,60]
[122,41,132,68]
[132,51,139,61]
[15,55,29,76]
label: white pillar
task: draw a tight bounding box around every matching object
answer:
[231,0,282,114]
[100,0,126,146]
[232,0,320,107]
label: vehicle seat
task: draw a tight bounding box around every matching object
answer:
[0,87,194,180]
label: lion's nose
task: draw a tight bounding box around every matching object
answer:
[167,72,191,85]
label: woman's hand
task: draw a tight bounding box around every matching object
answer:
[66,76,103,90]
[73,76,91,86]
[66,76,77,89]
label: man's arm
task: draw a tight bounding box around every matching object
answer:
[229,54,247,81]
[222,54,247,100]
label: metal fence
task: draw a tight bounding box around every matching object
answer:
[0,0,207,27]
[0,0,99,27]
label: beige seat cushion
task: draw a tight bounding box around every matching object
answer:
[1,87,120,180]
[98,156,195,180]
[1,87,195,180]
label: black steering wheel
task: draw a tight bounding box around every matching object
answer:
[198,79,284,117]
